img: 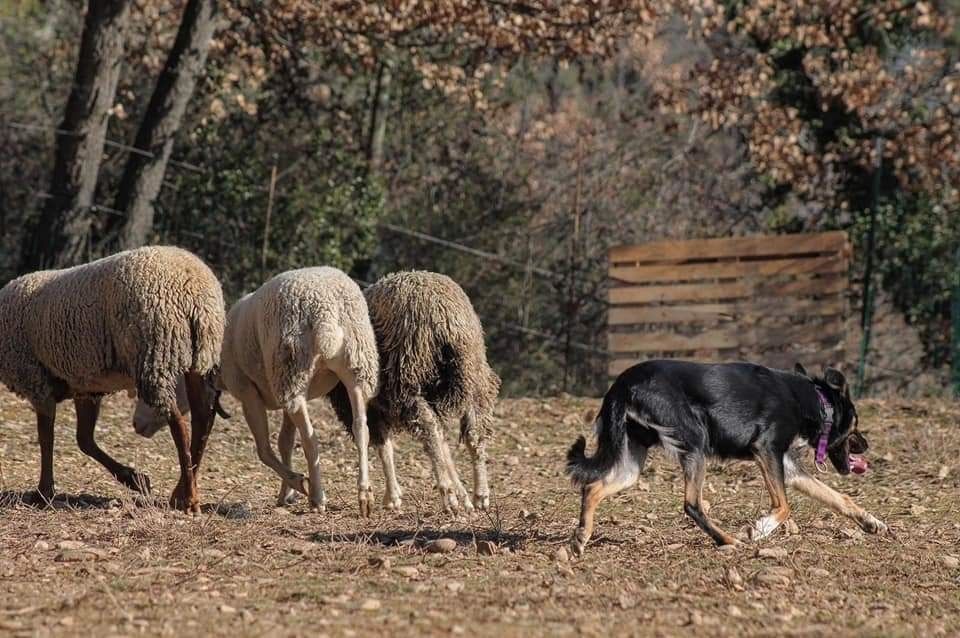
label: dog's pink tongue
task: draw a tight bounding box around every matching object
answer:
[849,455,869,475]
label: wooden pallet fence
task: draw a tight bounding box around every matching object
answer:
[607,231,851,377]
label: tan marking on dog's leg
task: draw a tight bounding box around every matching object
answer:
[683,455,740,546]
[571,480,606,556]
[784,455,886,534]
[749,453,791,541]
[276,413,297,506]
[376,436,403,510]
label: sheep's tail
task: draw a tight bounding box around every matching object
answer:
[187,287,225,376]
[566,390,628,487]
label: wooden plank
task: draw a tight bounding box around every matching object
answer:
[609,231,847,265]
[608,349,847,378]
[609,321,842,354]
[608,275,846,305]
[607,297,845,325]
[609,328,741,353]
[610,255,847,285]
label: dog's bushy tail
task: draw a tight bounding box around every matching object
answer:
[566,390,628,486]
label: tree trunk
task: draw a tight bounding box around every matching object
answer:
[18,0,130,273]
[108,0,219,250]
[365,61,392,176]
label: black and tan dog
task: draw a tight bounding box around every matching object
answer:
[566,360,887,555]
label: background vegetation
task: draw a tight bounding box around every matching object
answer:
[1,0,958,396]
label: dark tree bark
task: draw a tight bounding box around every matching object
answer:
[107,0,219,250]
[19,0,130,273]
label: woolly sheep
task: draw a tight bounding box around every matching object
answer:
[135,267,379,514]
[0,246,226,512]
[330,270,500,514]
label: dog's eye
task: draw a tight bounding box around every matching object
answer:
[849,432,868,454]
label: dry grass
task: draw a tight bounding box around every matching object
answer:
[0,389,958,637]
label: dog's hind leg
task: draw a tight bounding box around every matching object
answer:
[784,455,887,534]
[748,451,791,541]
[571,440,647,556]
[682,453,740,546]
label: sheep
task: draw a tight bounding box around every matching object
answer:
[329,270,501,514]
[0,246,226,512]
[134,267,379,514]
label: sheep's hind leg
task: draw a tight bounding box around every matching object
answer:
[412,397,461,514]
[462,407,490,511]
[440,438,473,513]
[29,401,57,505]
[376,434,403,511]
[75,396,151,495]
[285,398,327,512]
[241,395,309,500]
[340,375,373,517]
[276,413,298,506]
[167,407,200,514]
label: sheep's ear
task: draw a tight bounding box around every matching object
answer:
[823,367,847,391]
[794,362,808,377]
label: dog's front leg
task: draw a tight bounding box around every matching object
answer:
[783,454,887,534]
[747,451,792,541]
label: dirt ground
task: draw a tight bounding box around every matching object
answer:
[0,389,958,637]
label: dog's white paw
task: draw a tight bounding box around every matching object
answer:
[748,515,781,541]
[860,514,887,535]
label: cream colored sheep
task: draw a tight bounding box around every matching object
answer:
[330,270,500,514]
[135,266,379,514]
[0,246,225,512]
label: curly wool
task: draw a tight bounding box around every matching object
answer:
[220,267,378,412]
[331,270,500,439]
[0,246,225,414]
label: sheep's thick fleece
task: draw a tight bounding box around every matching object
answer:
[332,270,500,435]
[0,246,224,413]
[220,267,378,412]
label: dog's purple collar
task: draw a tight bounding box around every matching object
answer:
[814,386,834,471]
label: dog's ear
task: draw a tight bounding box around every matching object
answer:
[794,362,808,377]
[823,367,847,391]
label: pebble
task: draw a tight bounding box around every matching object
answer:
[724,566,743,589]
[728,605,743,618]
[446,581,464,593]
[360,599,381,611]
[55,548,106,562]
[784,520,800,535]
[57,540,86,551]
[219,605,236,615]
[554,546,570,563]
[33,540,50,552]
[757,547,788,560]
[718,544,738,554]
[424,538,457,554]
[394,566,419,578]
[942,555,959,569]
[753,570,792,588]
[809,568,831,578]
[368,556,392,570]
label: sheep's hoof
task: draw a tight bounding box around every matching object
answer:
[308,489,327,513]
[24,488,54,508]
[276,489,297,507]
[438,487,461,514]
[384,492,403,511]
[358,485,375,517]
[473,493,490,511]
[120,470,152,495]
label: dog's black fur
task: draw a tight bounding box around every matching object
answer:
[566,359,870,549]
